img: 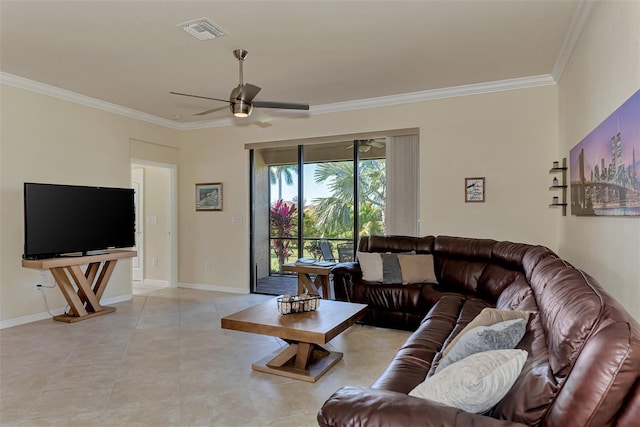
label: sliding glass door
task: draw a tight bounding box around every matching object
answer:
[251,139,387,294]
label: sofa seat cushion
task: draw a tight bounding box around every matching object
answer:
[354,281,424,311]
[490,309,557,425]
[371,295,465,392]
[371,295,493,393]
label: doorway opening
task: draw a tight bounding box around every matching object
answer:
[130,159,178,294]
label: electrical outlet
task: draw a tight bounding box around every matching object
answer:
[152,258,158,267]
[39,270,53,286]
[205,262,212,271]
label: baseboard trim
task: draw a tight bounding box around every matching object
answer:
[0,294,132,329]
[142,279,169,287]
[178,282,249,294]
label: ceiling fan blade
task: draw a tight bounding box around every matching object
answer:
[194,105,229,116]
[253,101,309,110]
[370,141,385,148]
[170,91,230,104]
[238,84,261,102]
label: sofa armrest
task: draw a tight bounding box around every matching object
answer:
[317,386,528,427]
[331,262,361,302]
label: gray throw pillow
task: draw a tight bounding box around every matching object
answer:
[436,318,526,373]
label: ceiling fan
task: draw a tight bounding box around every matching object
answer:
[170,49,309,118]
[347,139,386,153]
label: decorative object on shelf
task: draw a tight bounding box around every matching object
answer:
[465,177,485,203]
[549,158,568,216]
[195,182,223,211]
[569,89,640,216]
[277,294,321,314]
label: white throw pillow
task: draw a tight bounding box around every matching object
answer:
[409,349,528,414]
[357,251,383,282]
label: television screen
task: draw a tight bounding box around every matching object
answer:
[24,182,136,259]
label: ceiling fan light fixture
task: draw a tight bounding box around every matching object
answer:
[232,101,252,117]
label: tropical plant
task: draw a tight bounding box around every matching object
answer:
[270,199,298,273]
[312,160,386,236]
[269,165,297,201]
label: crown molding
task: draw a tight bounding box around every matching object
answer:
[551,0,594,82]
[0,72,183,130]
[177,74,556,129]
[310,75,556,116]
[2,71,555,131]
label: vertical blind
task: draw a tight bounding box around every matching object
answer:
[385,135,419,236]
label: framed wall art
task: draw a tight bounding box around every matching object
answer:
[195,182,223,211]
[569,89,640,216]
[465,177,485,203]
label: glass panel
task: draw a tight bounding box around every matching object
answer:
[358,140,386,241]
[269,162,299,274]
[302,142,356,262]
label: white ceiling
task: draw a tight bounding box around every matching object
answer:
[0,0,583,129]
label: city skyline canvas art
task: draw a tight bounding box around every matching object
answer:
[570,89,640,216]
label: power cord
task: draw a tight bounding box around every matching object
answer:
[36,283,57,317]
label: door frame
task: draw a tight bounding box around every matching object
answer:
[130,158,178,288]
[131,167,144,282]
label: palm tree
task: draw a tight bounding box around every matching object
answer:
[312,160,386,236]
[269,165,297,200]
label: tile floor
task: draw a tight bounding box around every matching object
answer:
[1,287,411,426]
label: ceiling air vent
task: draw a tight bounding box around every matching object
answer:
[177,18,227,40]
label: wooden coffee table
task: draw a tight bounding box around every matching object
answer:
[221,298,367,382]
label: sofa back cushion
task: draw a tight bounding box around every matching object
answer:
[529,256,600,377]
[360,235,435,253]
[433,236,495,293]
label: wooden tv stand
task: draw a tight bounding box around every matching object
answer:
[22,250,136,323]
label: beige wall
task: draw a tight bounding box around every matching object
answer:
[0,84,179,323]
[177,85,559,293]
[557,0,640,319]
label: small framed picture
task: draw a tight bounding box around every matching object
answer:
[465,177,485,203]
[196,182,223,211]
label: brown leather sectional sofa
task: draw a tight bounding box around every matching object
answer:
[318,235,640,427]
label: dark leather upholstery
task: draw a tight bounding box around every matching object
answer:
[319,235,640,427]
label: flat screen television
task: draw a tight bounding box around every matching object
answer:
[23,182,136,260]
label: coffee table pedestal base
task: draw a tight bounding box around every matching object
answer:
[252,343,342,383]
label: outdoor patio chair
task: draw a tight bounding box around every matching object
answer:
[319,240,336,262]
[337,243,355,262]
